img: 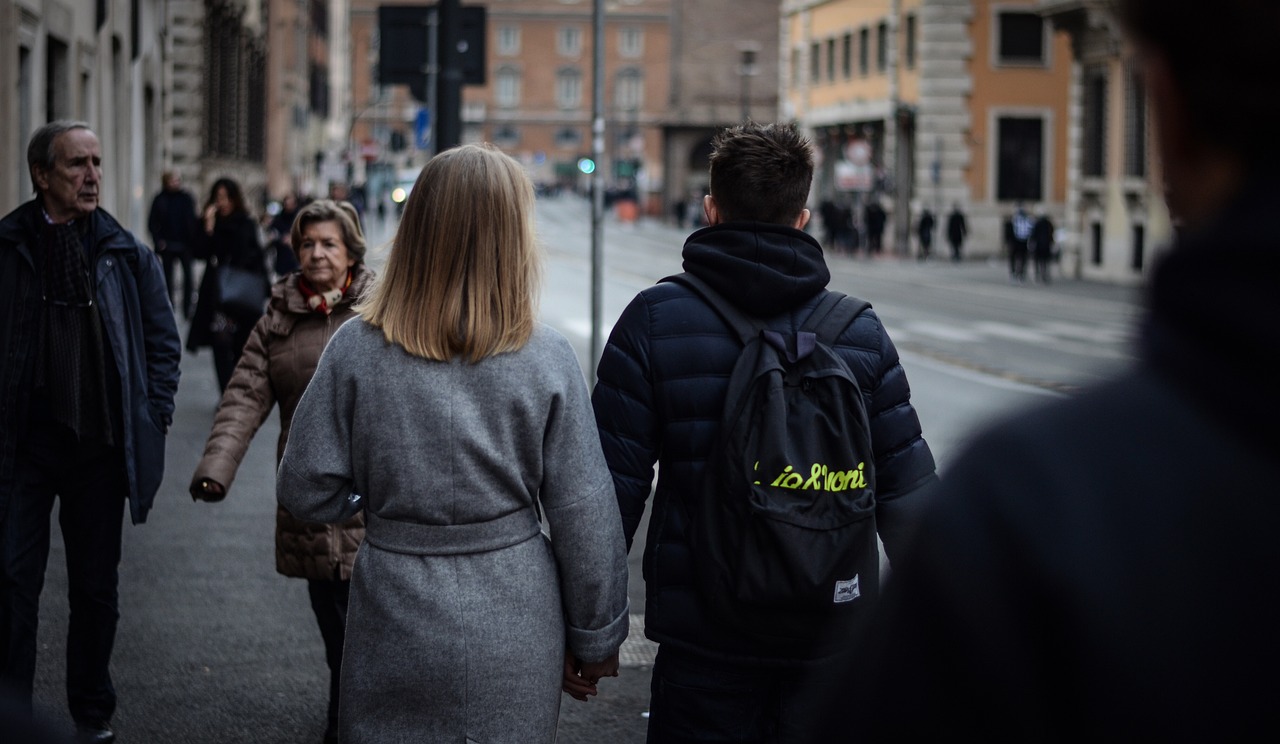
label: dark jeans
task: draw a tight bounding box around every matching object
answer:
[0,420,127,725]
[307,577,350,728]
[646,646,837,744]
[161,244,195,318]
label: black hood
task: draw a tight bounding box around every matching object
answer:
[1141,177,1280,452]
[681,221,830,317]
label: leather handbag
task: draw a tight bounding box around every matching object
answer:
[216,264,269,316]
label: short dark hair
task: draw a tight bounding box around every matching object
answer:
[708,122,813,225]
[1117,0,1280,169]
[27,120,92,193]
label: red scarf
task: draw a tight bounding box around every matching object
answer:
[298,272,352,315]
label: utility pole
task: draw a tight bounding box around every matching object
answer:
[589,0,605,385]
[436,0,462,151]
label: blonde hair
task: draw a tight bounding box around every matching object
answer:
[290,199,367,264]
[358,143,541,362]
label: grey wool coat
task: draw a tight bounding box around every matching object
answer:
[278,319,630,744]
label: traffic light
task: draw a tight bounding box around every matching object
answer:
[577,158,596,175]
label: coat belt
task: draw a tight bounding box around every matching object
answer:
[363,508,542,555]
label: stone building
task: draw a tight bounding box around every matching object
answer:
[1041,0,1170,283]
[783,0,1073,259]
[351,0,782,220]
[0,0,172,234]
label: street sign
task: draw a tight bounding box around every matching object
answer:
[415,109,432,149]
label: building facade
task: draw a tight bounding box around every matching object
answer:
[784,0,1073,258]
[662,0,782,218]
[462,0,672,211]
[0,0,172,234]
[352,0,785,219]
[1041,0,1169,283]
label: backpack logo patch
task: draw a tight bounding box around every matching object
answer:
[834,575,861,603]
[756,461,870,493]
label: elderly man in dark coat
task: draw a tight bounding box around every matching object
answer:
[0,121,181,743]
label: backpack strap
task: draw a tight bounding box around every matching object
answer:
[800,291,871,346]
[661,272,760,345]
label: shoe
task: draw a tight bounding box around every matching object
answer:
[75,721,115,743]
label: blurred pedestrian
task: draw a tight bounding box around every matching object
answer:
[266,193,301,276]
[864,198,887,255]
[0,120,181,744]
[190,200,373,744]
[592,122,936,744]
[186,177,269,393]
[1031,207,1056,284]
[946,203,968,262]
[147,170,198,318]
[917,207,935,260]
[277,144,630,743]
[818,0,1280,739]
[1008,202,1032,283]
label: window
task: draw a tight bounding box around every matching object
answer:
[1082,65,1107,177]
[1091,222,1103,265]
[556,68,583,109]
[842,33,852,78]
[859,28,869,75]
[905,14,917,69]
[826,38,836,81]
[497,26,520,56]
[554,127,582,148]
[876,22,887,73]
[615,68,643,110]
[998,12,1046,65]
[996,116,1044,202]
[810,42,820,83]
[496,67,520,108]
[493,124,519,147]
[792,47,801,86]
[619,27,643,58]
[558,26,582,57]
[1124,65,1147,177]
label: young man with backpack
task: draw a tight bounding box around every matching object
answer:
[591,122,938,742]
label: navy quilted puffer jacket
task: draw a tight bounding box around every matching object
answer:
[592,221,938,664]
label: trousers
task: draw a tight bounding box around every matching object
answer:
[646,646,839,744]
[307,577,350,727]
[0,419,127,725]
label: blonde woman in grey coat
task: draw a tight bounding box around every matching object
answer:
[277,144,630,743]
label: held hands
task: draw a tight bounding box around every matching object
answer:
[190,477,227,503]
[562,650,621,702]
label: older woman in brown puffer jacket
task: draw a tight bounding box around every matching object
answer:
[190,199,373,744]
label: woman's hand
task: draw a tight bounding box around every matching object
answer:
[203,205,217,235]
[190,477,227,503]
[562,651,598,702]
